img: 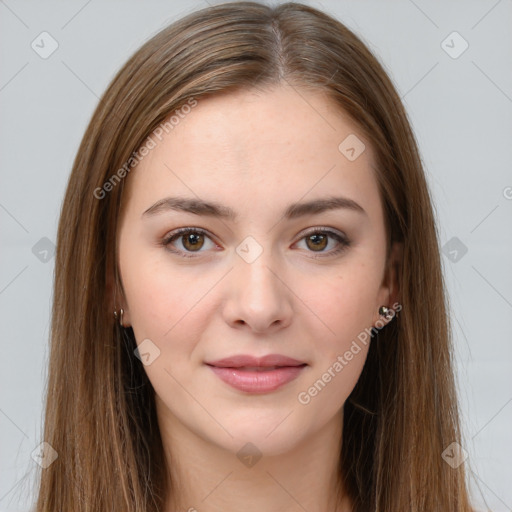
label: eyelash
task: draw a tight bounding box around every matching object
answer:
[161,227,351,259]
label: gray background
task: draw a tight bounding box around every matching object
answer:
[1,0,511,510]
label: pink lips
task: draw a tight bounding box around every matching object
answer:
[205,354,307,394]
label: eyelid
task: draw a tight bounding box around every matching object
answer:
[298,225,348,240]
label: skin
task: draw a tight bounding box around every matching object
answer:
[116,84,401,512]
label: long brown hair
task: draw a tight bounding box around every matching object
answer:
[35,2,475,510]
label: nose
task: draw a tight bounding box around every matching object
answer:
[222,250,293,334]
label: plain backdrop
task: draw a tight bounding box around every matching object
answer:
[1,1,511,510]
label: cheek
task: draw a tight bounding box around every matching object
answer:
[301,260,381,348]
[119,241,217,345]
[294,265,377,412]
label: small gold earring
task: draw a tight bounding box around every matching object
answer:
[378,305,393,320]
[113,308,124,327]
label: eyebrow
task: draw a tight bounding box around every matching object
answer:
[142,195,367,220]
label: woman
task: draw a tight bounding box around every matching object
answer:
[35,2,475,511]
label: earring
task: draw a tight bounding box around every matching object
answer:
[113,308,124,327]
[378,305,393,320]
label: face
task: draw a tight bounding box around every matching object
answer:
[117,85,399,456]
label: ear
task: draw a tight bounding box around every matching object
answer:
[373,241,403,327]
[106,261,132,328]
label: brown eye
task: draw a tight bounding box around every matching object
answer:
[305,233,328,251]
[296,228,350,258]
[162,228,216,258]
[181,232,205,251]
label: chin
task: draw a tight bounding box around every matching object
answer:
[209,415,307,458]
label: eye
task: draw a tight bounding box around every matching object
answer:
[161,226,351,259]
[162,227,217,258]
[294,228,350,258]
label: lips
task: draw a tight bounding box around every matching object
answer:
[205,354,308,393]
[205,353,306,369]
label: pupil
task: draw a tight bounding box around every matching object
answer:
[309,234,327,251]
[185,233,203,250]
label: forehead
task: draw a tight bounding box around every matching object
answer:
[123,85,381,221]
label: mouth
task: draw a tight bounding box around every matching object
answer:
[205,353,307,368]
[205,362,308,393]
[222,365,301,371]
